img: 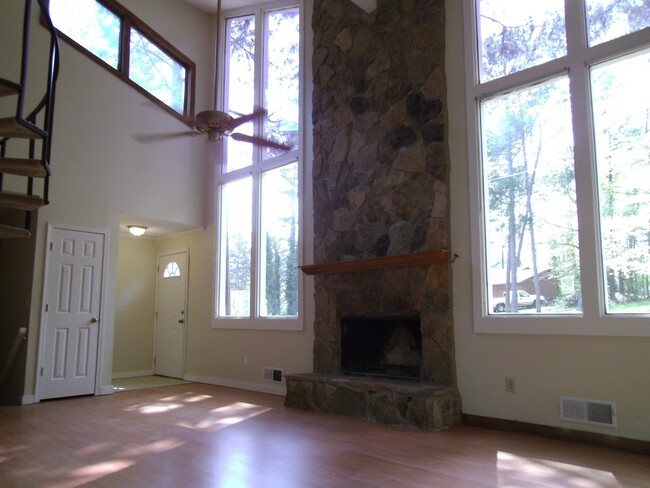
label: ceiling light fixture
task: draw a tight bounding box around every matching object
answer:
[127,225,148,237]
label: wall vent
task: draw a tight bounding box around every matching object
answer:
[559,396,617,427]
[263,367,283,383]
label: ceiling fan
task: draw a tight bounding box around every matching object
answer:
[134,108,291,151]
[134,0,290,152]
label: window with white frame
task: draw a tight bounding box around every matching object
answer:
[214,2,301,330]
[465,0,650,334]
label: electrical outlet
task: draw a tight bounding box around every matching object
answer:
[506,377,516,393]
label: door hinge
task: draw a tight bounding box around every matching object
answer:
[49,242,53,251]
[40,367,44,377]
[45,304,49,312]
[153,357,156,366]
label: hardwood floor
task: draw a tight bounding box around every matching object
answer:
[0,383,648,487]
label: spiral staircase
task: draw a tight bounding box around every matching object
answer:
[0,0,59,239]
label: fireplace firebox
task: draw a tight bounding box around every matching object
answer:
[341,316,422,381]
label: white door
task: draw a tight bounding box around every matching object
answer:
[155,251,187,378]
[40,227,105,400]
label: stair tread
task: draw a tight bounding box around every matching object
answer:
[0,117,45,139]
[0,190,45,211]
[0,157,48,177]
[0,78,20,97]
[0,224,31,239]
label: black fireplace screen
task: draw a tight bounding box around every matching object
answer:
[341,315,422,381]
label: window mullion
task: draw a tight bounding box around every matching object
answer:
[253,8,265,164]
[565,0,604,320]
[569,69,603,321]
[120,15,131,79]
[251,170,261,318]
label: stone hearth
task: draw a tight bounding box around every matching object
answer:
[285,374,460,431]
[285,0,460,431]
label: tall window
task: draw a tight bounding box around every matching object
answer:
[214,3,301,330]
[465,0,650,334]
[49,0,194,121]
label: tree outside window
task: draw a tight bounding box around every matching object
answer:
[215,3,301,329]
[468,0,650,326]
[49,0,193,120]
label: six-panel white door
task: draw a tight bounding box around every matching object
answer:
[40,227,105,400]
[154,251,187,379]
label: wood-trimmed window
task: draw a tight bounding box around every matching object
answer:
[46,0,195,124]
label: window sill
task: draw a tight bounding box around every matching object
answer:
[474,313,650,337]
[212,317,303,331]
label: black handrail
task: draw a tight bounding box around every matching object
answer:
[0,0,60,233]
[0,0,60,152]
[37,0,60,191]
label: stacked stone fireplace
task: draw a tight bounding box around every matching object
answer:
[284,0,461,431]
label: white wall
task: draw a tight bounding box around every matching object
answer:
[16,0,215,398]
[113,234,157,377]
[446,0,650,441]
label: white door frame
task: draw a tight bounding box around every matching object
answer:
[154,248,189,378]
[35,223,110,402]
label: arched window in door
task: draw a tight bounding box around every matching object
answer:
[162,261,181,278]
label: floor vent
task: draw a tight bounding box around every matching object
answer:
[559,396,617,427]
[263,367,283,383]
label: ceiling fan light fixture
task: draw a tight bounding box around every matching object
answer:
[127,225,148,237]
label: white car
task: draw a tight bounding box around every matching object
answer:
[492,290,546,312]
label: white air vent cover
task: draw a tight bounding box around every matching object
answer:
[560,396,617,427]
[263,367,283,383]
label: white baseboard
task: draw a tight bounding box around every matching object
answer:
[183,374,287,396]
[112,369,154,379]
[99,386,114,395]
[21,395,36,405]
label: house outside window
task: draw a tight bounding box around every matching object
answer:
[214,2,302,330]
[464,0,650,335]
[48,0,194,122]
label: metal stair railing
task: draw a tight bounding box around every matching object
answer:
[0,0,60,235]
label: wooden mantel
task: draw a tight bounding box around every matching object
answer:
[299,249,450,276]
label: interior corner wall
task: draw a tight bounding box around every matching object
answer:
[113,234,157,378]
[446,0,650,442]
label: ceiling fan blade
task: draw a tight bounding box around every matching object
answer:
[132,130,200,143]
[229,108,267,130]
[230,132,291,151]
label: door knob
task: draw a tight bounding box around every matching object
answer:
[178,319,184,324]
[90,317,99,324]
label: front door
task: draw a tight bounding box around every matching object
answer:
[39,226,106,400]
[154,251,187,378]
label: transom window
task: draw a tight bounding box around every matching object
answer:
[465,0,650,335]
[214,2,302,330]
[48,0,194,122]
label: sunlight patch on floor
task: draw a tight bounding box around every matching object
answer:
[121,438,186,457]
[177,401,271,431]
[67,459,135,486]
[497,451,621,487]
[126,402,183,414]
